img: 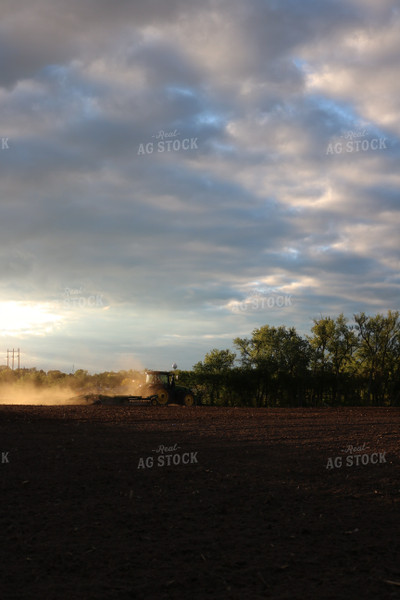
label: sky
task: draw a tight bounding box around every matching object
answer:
[0,0,399,373]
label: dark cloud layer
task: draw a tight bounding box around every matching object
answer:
[0,0,399,371]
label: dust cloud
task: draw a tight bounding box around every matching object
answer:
[0,384,86,405]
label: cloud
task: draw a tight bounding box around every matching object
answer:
[0,0,398,371]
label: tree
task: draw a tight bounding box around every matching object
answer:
[308,314,358,404]
[46,370,67,386]
[234,325,311,406]
[193,349,236,405]
[354,310,400,405]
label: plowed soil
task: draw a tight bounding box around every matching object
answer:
[1,405,399,600]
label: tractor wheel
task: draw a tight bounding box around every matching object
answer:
[183,393,195,407]
[154,388,169,405]
[150,397,158,406]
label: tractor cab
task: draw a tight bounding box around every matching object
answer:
[143,370,194,406]
[145,370,173,388]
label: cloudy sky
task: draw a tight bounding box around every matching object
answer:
[0,0,399,373]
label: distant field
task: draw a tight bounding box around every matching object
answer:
[1,406,399,599]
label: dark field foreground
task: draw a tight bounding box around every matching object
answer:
[1,405,399,600]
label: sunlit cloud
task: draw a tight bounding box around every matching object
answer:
[0,302,64,336]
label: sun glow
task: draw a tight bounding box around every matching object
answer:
[0,301,64,336]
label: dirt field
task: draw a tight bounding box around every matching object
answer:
[1,405,399,600]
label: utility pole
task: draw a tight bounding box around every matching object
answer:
[7,348,21,370]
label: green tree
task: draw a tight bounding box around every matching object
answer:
[354,310,400,405]
[234,325,311,406]
[46,370,67,386]
[193,348,236,405]
[308,314,358,404]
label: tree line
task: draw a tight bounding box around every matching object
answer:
[178,311,400,407]
[1,311,398,407]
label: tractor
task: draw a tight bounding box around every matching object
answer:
[140,370,196,407]
[73,369,197,406]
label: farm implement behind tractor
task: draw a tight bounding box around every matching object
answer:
[76,370,197,407]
